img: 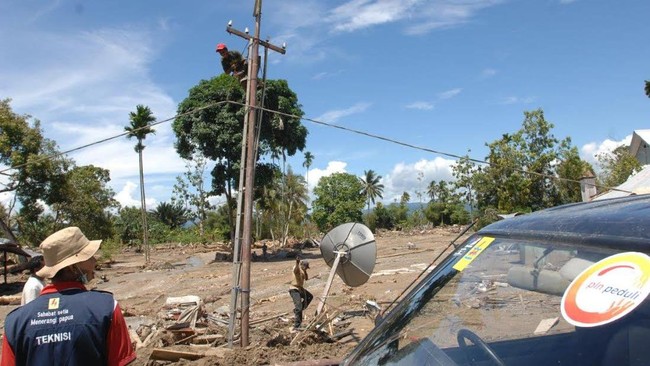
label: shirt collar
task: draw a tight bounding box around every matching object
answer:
[40,282,87,295]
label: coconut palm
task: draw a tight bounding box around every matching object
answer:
[280,169,308,247]
[427,180,439,202]
[125,105,156,264]
[150,202,188,229]
[302,151,314,188]
[359,170,384,212]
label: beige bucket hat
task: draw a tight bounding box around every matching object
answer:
[36,227,101,279]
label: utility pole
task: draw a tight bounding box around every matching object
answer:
[226,0,286,347]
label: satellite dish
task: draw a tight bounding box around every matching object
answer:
[320,222,377,287]
[316,222,376,315]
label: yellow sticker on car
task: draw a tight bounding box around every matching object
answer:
[453,236,495,271]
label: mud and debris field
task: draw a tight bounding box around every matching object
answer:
[0,228,464,365]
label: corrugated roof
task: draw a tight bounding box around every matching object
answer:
[593,164,650,200]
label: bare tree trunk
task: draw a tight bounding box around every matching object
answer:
[281,201,293,248]
[138,147,150,264]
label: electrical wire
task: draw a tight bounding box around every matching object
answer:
[227,101,635,195]
[0,101,229,175]
[1,98,634,195]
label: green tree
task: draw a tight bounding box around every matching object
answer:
[204,204,233,241]
[312,173,365,231]
[279,168,308,247]
[452,154,480,215]
[173,75,307,243]
[0,99,70,242]
[426,180,439,202]
[645,80,650,98]
[125,104,156,262]
[597,145,642,188]
[113,206,142,245]
[52,165,117,239]
[472,109,575,213]
[369,202,395,231]
[150,202,188,230]
[359,170,384,212]
[556,143,594,203]
[303,151,314,194]
[172,153,213,236]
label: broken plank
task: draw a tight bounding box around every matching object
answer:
[150,348,205,362]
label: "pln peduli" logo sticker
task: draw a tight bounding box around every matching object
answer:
[561,252,650,327]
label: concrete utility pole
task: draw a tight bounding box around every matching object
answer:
[226,0,286,347]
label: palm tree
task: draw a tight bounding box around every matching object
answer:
[150,202,188,229]
[280,169,308,247]
[302,151,314,189]
[427,180,439,202]
[359,170,384,212]
[302,151,314,209]
[125,105,156,264]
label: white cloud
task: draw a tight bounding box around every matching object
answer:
[559,0,578,4]
[437,88,462,100]
[327,0,419,33]
[311,70,344,80]
[580,135,632,165]
[114,181,158,209]
[265,1,504,62]
[307,161,348,190]
[382,157,456,202]
[325,0,503,34]
[0,21,183,205]
[316,102,371,123]
[406,101,435,110]
[500,96,535,105]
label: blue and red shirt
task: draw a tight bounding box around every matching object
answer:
[1,282,135,366]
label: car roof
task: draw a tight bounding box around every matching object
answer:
[478,194,650,250]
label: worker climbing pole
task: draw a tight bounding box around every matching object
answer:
[215,43,247,81]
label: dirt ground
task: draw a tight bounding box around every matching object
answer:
[0,227,466,365]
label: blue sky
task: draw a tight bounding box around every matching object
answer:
[1,0,649,209]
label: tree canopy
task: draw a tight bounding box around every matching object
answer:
[312,172,365,231]
[464,109,592,214]
[359,170,384,211]
[172,74,307,240]
[597,145,642,188]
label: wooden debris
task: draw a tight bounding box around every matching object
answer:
[192,334,224,344]
[0,295,21,305]
[129,329,144,350]
[150,348,205,362]
[534,317,559,335]
[250,312,288,326]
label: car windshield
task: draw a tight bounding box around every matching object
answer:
[345,234,650,366]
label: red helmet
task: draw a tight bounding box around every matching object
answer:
[216,43,227,52]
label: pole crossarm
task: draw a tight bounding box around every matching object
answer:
[226,26,286,54]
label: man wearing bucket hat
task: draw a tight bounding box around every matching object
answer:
[1,227,135,366]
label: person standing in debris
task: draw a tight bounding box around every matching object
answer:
[215,43,246,79]
[1,227,135,366]
[289,257,313,332]
[20,255,45,305]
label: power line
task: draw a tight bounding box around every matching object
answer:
[228,101,634,195]
[2,99,633,195]
[0,101,229,175]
